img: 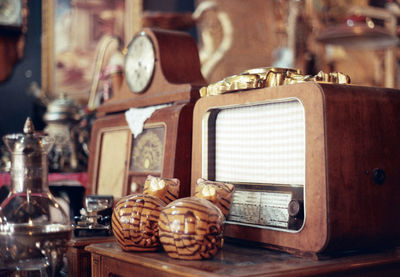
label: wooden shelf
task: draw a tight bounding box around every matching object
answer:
[86,241,400,277]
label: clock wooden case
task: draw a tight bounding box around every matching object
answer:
[88,28,206,198]
[96,28,205,115]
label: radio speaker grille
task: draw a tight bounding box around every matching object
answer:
[205,99,305,185]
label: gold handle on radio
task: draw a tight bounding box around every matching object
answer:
[199,67,351,97]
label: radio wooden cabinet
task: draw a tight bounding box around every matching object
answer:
[87,28,205,198]
[191,82,400,257]
[88,102,196,198]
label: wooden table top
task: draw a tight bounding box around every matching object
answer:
[68,235,116,248]
[86,241,400,277]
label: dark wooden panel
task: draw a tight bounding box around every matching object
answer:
[322,84,400,252]
[66,236,115,277]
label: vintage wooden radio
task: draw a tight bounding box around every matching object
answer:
[87,28,205,199]
[191,68,400,257]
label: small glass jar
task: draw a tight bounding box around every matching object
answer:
[0,118,72,275]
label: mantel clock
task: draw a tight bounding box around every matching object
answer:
[88,28,205,199]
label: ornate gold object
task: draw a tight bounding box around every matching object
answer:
[200,67,351,97]
[131,127,164,173]
[313,71,351,84]
[200,74,264,97]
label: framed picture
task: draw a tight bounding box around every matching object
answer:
[41,0,142,104]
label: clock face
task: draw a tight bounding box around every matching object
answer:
[124,33,156,93]
[131,126,165,173]
[0,0,22,27]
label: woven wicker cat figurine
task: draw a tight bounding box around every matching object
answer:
[112,175,180,251]
[158,178,235,260]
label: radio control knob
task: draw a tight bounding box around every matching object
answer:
[288,200,304,219]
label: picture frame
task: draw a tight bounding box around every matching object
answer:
[41,0,142,104]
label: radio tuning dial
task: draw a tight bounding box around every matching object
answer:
[288,200,304,219]
[132,128,164,172]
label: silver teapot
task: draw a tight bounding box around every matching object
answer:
[43,94,84,172]
[0,118,72,276]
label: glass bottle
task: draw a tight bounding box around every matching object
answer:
[0,117,72,276]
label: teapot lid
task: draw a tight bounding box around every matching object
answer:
[3,117,54,154]
[43,93,80,123]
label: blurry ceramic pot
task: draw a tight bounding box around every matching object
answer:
[159,178,235,260]
[112,176,180,251]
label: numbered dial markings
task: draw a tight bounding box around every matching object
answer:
[125,33,156,93]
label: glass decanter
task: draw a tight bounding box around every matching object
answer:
[0,118,72,276]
